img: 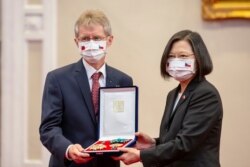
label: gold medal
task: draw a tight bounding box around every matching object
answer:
[110,143,123,149]
[89,144,106,151]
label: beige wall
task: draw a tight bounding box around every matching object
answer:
[57,1,250,167]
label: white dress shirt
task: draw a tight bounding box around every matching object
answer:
[82,58,106,90]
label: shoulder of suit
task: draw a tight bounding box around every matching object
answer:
[47,62,79,79]
[107,65,132,78]
[193,79,220,95]
[50,62,78,74]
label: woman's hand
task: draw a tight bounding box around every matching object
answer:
[113,147,141,165]
[112,132,155,165]
[135,132,156,150]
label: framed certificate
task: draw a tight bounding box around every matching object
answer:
[84,86,138,156]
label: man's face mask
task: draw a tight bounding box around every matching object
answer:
[79,40,107,63]
[166,58,196,82]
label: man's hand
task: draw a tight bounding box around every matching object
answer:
[68,144,93,164]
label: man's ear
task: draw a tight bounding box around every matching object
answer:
[106,35,114,47]
[74,38,79,47]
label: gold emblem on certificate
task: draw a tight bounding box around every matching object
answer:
[113,100,124,113]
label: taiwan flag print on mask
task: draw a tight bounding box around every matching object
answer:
[79,40,107,63]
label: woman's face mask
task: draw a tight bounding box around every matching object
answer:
[166,58,196,82]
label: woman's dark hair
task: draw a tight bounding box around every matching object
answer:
[160,30,213,81]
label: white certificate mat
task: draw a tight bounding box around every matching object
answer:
[99,87,138,140]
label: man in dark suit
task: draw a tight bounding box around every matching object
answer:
[39,9,133,167]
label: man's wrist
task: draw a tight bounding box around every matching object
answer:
[65,144,74,160]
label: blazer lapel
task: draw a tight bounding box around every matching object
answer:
[106,65,121,87]
[172,92,188,116]
[74,60,96,123]
[169,77,203,121]
[159,88,178,132]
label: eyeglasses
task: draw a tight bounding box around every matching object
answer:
[77,36,107,42]
[168,53,194,59]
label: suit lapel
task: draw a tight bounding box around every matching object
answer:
[161,89,178,130]
[171,92,188,117]
[168,77,203,123]
[74,60,96,123]
[106,65,121,87]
